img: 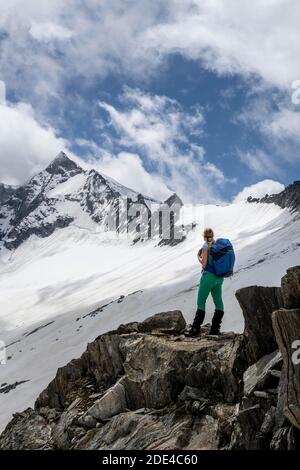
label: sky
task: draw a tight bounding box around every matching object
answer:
[0,0,299,203]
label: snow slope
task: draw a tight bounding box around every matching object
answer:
[0,157,300,432]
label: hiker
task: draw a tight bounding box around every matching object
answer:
[185,228,235,337]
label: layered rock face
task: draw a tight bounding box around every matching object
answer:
[0,268,299,450]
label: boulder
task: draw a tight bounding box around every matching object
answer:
[236,285,283,364]
[272,308,300,429]
[120,335,198,409]
[83,380,127,423]
[185,335,245,402]
[243,350,282,397]
[137,311,186,335]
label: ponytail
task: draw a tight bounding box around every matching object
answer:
[203,228,214,246]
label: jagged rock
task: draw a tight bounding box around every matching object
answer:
[178,385,208,402]
[236,285,283,364]
[116,322,139,334]
[248,180,300,212]
[74,409,221,450]
[0,310,247,450]
[77,414,98,430]
[270,426,299,450]
[45,152,82,177]
[74,409,191,450]
[184,415,219,450]
[272,308,300,429]
[0,409,52,450]
[243,350,282,397]
[36,333,124,410]
[52,409,78,450]
[229,403,265,449]
[120,335,198,409]
[281,266,300,309]
[83,380,127,423]
[185,335,245,402]
[1,282,299,451]
[137,310,186,335]
[260,406,276,435]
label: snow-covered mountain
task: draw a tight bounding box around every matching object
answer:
[0,153,300,433]
[0,152,171,251]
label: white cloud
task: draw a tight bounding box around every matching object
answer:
[143,0,300,90]
[0,1,298,193]
[233,179,285,202]
[239,150,282,177]
[237,95,300,168]
[263,108,300,144]
[99,87,204,165]
[97,87,230,203]
[75,139,171,200]
[29,22,73,42]
[93,151,171,202]
[0,96,70,185]
[1,0,299,110]
[0,80,6,105]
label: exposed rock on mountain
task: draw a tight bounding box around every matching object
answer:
[0,183,18,204]
[0,152,188,250]
[247,181,300,213]
[1,266,299,450]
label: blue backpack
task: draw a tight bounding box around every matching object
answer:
[209,238,235,278]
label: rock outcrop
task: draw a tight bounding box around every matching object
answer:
[1,267,300,450]
[247,180,300,213]
[235,286,283,364]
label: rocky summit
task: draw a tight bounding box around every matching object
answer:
[247,180,300,213]
[0,266,299,450]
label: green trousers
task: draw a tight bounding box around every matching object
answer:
[197,271,224,311]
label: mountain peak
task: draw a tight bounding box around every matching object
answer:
[45,152,82,176]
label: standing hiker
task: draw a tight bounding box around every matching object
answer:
[185,228,235,337]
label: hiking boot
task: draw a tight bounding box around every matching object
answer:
[209,310,224,335]
[184,309,205,337]
[184,325,202,337]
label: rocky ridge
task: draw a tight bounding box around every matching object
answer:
[0,266,299,450]
[0,152,184,250]
[247,181,300,213]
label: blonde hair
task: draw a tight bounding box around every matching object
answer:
[203,228,214,244]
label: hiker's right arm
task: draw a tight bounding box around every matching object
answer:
[201,249,208,268]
